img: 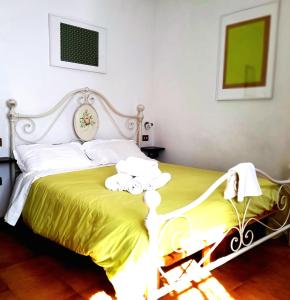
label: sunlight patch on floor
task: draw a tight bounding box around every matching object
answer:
[89,259,234,300]
[162,259,235,300]
[90,291,112,300]
[197,276,234,300]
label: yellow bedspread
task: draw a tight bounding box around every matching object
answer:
[22,163,278,282]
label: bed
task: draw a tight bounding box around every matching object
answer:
[4,88,290,300]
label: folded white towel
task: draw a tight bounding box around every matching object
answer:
[105,173,133,191]
[106,157,171,194]
[126,176,150,195]
[146,172,171,191]
[224,162,262,202]
[224,170,238,200]
[127,156,158,168]
[116,157,161,178]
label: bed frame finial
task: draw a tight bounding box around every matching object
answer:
[84,87,90,93]
[144,190,161,209]
[137,104,145,113]
[7,99,17,114]
[136,104,145,146]
[7,99,18,158]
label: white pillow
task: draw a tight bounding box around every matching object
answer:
[83,139,147,165]
[14,142,94,173]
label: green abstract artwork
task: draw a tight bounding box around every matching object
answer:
[60,23,99,67]
[223,16,270,89]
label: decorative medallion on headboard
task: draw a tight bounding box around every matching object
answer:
[73,104,98,141]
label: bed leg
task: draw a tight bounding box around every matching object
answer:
[157,271,161,288]
[202,245,212,266]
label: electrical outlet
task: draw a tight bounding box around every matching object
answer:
[142,135,149,141]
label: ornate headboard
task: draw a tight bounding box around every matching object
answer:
[7,87,145,157]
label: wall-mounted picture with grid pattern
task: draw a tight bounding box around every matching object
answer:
[49,15,106,73]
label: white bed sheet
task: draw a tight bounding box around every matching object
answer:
[4,166,103,226]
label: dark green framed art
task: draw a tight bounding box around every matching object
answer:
[216,1,279,100]
[49,15,106,73]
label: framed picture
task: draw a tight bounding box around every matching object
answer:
[49,14,106,73]
[216,1,280,100]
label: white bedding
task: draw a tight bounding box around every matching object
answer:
[4,166,102,226]
[6,138,147,225]
[14,142,93,173]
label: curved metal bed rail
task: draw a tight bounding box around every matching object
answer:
[145,168,290,227]
[144,169,290,300]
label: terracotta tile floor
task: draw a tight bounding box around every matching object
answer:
[0,220,289,300]
[0,221,115,300]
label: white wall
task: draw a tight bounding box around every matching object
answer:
[153,0,290,178]
[0,0,155,156]
[1,0,289,178]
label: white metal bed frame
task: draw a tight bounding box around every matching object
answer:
[144,180,290,299]
[6,88,290,300]
[7,87,145,156]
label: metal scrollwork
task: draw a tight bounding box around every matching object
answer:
[228,184,290,253]
[15,119,38,143]
[161,216,193,254]
[278,195,288,210]
[242,228,255,247]
[77,90,96,105]
[87,95,96,105]
[22,118,36,134]
[8,88,144,152]
[230,226,255,252]
[277,185,289,211]
[157,216,193,285]
[226,198,254,252]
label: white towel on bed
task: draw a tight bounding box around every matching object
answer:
[105,157,170,194]
[126,173,172,195]
[224,162,262,202]
[126,176,151,195]
[105,173,133,191]
[116,157,161,178]
[146,172,171,191]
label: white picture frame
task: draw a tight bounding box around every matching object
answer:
[216,1,280,100]
[49,14,107,73]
